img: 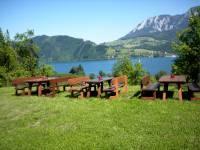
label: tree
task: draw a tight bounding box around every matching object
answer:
[39,64,55,77]
[69,64,85,75]
[89,73,95,79]
[14,30,39,76]
[0,28,18,86]
[99,70,106,77]
[112,56,134,77]
[131,63,146,84]
[172,7,200,82]
[155,70,167,81]
[112,56,146,84]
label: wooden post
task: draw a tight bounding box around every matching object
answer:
[178,83,183,102]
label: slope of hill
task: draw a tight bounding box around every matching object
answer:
[33,35,113,62]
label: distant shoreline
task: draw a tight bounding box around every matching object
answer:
[42,56,176,64]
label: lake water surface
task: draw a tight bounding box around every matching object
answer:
[49,57,175,75]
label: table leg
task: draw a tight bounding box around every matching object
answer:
[28,83,32,96]
[163,83,168,101]
[97,83,101,97]
[178,83,183,101]
[38,82,42,96]
[87,85,91,97]
[107,80,111,87]
[101,82,104,93]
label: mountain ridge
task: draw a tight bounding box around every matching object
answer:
[33,6,199,62]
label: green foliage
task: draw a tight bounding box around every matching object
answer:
[69,64,85,75]
[89,73,96,79]
[33,35,110,62]
[14,30,39,76]
[99,70,106,77]
[38,64,55,77]
[112,57,146,84]
[155,70,167,81]
[131,63,146,84]
[172,8,200,82]
[0,29,44,86]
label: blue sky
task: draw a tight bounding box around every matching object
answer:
[1,0,200,43]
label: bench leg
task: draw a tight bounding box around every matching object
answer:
[153,91,156,99]
[163,83,168,101]
[22,89,26,95]
[71,91,74,97]
[15,89,18,96]
[78,91,84,99]
[178,83,183,102]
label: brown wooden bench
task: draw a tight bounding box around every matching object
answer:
[188,82,200,100]
[103,77,119,99]
[115,75,128,93]
[141,76,160,100]
[12,76,45,95]
[44,76,75,97]
[67,76,90,98]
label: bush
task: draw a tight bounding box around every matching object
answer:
[89,73,96,79]
[38,64,55,77]
[155,70,167,81]
[112,57,146,85]
[99,70,106,77]
[69,64,85,75]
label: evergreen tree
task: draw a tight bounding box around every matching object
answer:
[172,8,200,82]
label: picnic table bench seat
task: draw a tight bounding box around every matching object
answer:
[67,76,90,98]
[115,75,128,93]
[188,82,200,100]
[142,83,160,91]
[141,76,160,99]
[103,78,119,99]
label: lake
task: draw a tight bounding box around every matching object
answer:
[49,57,175,75]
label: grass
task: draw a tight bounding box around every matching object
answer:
[0,86,200,149]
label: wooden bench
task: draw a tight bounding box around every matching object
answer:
[188,82,200,100]
[141,76,160,100]
[12,76,45,95]
[44,76,75,97]
[103,77,119,99]
[67,76,90,98]
[115,75,128,93]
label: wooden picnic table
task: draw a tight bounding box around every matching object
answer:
[26,76,59,96]
[159,75,186,101]
[86,77,113,97]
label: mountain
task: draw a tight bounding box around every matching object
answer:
[33,35,114,62]
[120,6,199,40]
[106,6,199,53]
[34,6,199,62]
[121,14,188,40]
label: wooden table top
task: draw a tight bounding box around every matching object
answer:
[159,75,186,83]
[86,77,113,84]
[26,77,59,83]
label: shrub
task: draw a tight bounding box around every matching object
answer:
[112,57,146,85]
[155,70,167,81]
[89,73,95,79]
[69,64,85,75]
[38,64,55,77]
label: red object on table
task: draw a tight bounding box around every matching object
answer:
[170,74,175,78]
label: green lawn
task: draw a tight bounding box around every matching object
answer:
[0,86,200,149]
